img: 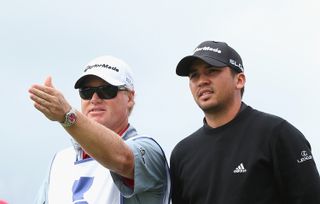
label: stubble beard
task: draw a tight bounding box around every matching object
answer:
[198,95,233,116]
[200,102,224,115]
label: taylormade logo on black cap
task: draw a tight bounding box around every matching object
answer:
[194,46,222,54]
[176,40,244,76]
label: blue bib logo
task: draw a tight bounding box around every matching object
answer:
[72,177,94,204]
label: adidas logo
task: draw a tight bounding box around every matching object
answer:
[233,163,247,173]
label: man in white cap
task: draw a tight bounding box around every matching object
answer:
[29,55,170,204]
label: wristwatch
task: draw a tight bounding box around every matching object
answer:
[61,107,77,127]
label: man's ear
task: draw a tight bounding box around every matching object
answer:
[236,73,246,89]
[127,90,135,104]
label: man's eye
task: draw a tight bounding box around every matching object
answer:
[208,68,217,73]
[189,72,197,78]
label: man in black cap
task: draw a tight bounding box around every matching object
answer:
[170,40,320,204]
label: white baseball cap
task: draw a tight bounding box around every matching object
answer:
[74,55,134,90]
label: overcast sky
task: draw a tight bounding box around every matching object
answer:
[1,0,320,203]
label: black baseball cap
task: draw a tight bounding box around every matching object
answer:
[176,41,244,76]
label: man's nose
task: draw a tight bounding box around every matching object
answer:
[197,73,210,87]
[90,92,103,102]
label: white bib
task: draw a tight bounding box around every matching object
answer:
[47,147,121,204]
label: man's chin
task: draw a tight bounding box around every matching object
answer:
[198,101,214,110]
[199,103,221,113]
[88,115,103,124]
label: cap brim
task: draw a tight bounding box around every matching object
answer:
[74,74,94,89]
[176,55,227,76]
[74,74,124,89]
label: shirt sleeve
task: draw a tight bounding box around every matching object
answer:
[272,120,320,203]
[110,137,167,198]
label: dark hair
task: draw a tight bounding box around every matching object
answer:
[230,68,245,97]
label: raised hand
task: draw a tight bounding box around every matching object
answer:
[29,76,71,123]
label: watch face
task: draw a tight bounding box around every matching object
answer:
[68,113,76,123]
[62,108,77,127]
